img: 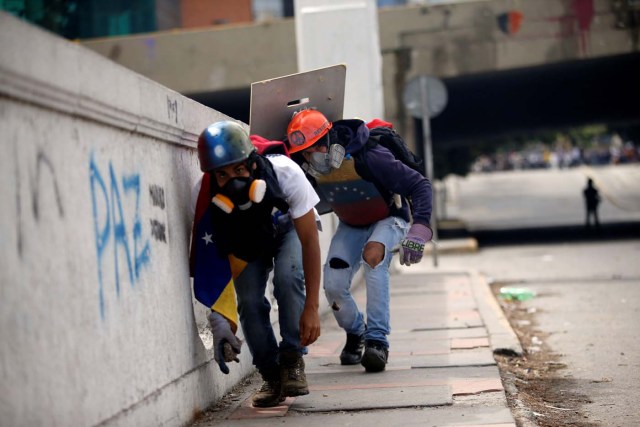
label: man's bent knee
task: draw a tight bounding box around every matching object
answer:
[363,242,385,268]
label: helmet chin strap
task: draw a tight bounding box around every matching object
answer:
[244,153,266,205]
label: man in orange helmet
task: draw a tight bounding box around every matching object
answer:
[286,110,433,372]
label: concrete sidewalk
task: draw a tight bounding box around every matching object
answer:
[194,269,521,426]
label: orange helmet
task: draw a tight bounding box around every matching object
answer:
[287,109,332,153]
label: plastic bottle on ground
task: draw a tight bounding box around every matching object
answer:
[499,287,536,301]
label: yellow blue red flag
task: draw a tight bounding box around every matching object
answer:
[189,173,244,332]
[188,136,286,332]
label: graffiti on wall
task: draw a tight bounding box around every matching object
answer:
[89,155,170,319]
[167,97,178,124]
[149,184,167,243]
[15,149,65,258]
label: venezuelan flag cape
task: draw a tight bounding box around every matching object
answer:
[189,135,287,332]
[189,173,246,332]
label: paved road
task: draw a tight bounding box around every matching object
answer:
[411,240,640,426]
[421,165,640,426]
[419,164,640,425]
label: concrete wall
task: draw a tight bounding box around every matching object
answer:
[84,19,298,95]
[0,12,338,427]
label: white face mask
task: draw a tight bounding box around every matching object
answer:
[308,152,332,175]
[305,144,345,177]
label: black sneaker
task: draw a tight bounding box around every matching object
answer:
[340,333,365,365]
[361,340,388,373]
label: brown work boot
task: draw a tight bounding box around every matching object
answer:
[252,369,284,407]
[279,351,309,397]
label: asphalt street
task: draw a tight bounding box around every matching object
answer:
[424,164,640,425]
[412,239,640,426]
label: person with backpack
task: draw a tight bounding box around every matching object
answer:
[285,109,433,372]
[191,120,322,407]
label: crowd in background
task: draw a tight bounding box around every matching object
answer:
[471,133,639,173]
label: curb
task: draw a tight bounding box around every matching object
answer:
[469,270,523,356]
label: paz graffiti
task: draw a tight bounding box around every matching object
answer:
[89,156,151,319]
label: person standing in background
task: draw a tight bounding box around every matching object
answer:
[583,177,601,229]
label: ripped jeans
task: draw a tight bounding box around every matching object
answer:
[323,216,409,348]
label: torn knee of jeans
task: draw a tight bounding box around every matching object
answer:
[331,301,340,311]
[363,253,384,269]
[329,257,349,269]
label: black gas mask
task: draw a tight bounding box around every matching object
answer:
[212,175,266,214]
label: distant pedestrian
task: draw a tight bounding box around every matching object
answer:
[583,178,601,229]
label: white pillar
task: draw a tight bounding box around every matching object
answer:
[294,0,384,121]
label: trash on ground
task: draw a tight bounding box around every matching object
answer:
[499,287,536,301]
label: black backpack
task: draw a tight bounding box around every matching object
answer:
[354,126,425,182]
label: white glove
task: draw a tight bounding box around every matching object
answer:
[208,311,242,374]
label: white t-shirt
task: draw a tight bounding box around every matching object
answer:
[191,154,319,220]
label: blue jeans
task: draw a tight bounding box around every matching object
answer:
[233,223,306,375]
[324,216,409,348]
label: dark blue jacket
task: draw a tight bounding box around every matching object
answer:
[334,119,432,226]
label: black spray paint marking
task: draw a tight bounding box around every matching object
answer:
[31,150,65,219]
[149,184,167,243]
[167,97,178,124]
[150,219,167,243]
[149,184,165,209]
[16,149,65,258]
